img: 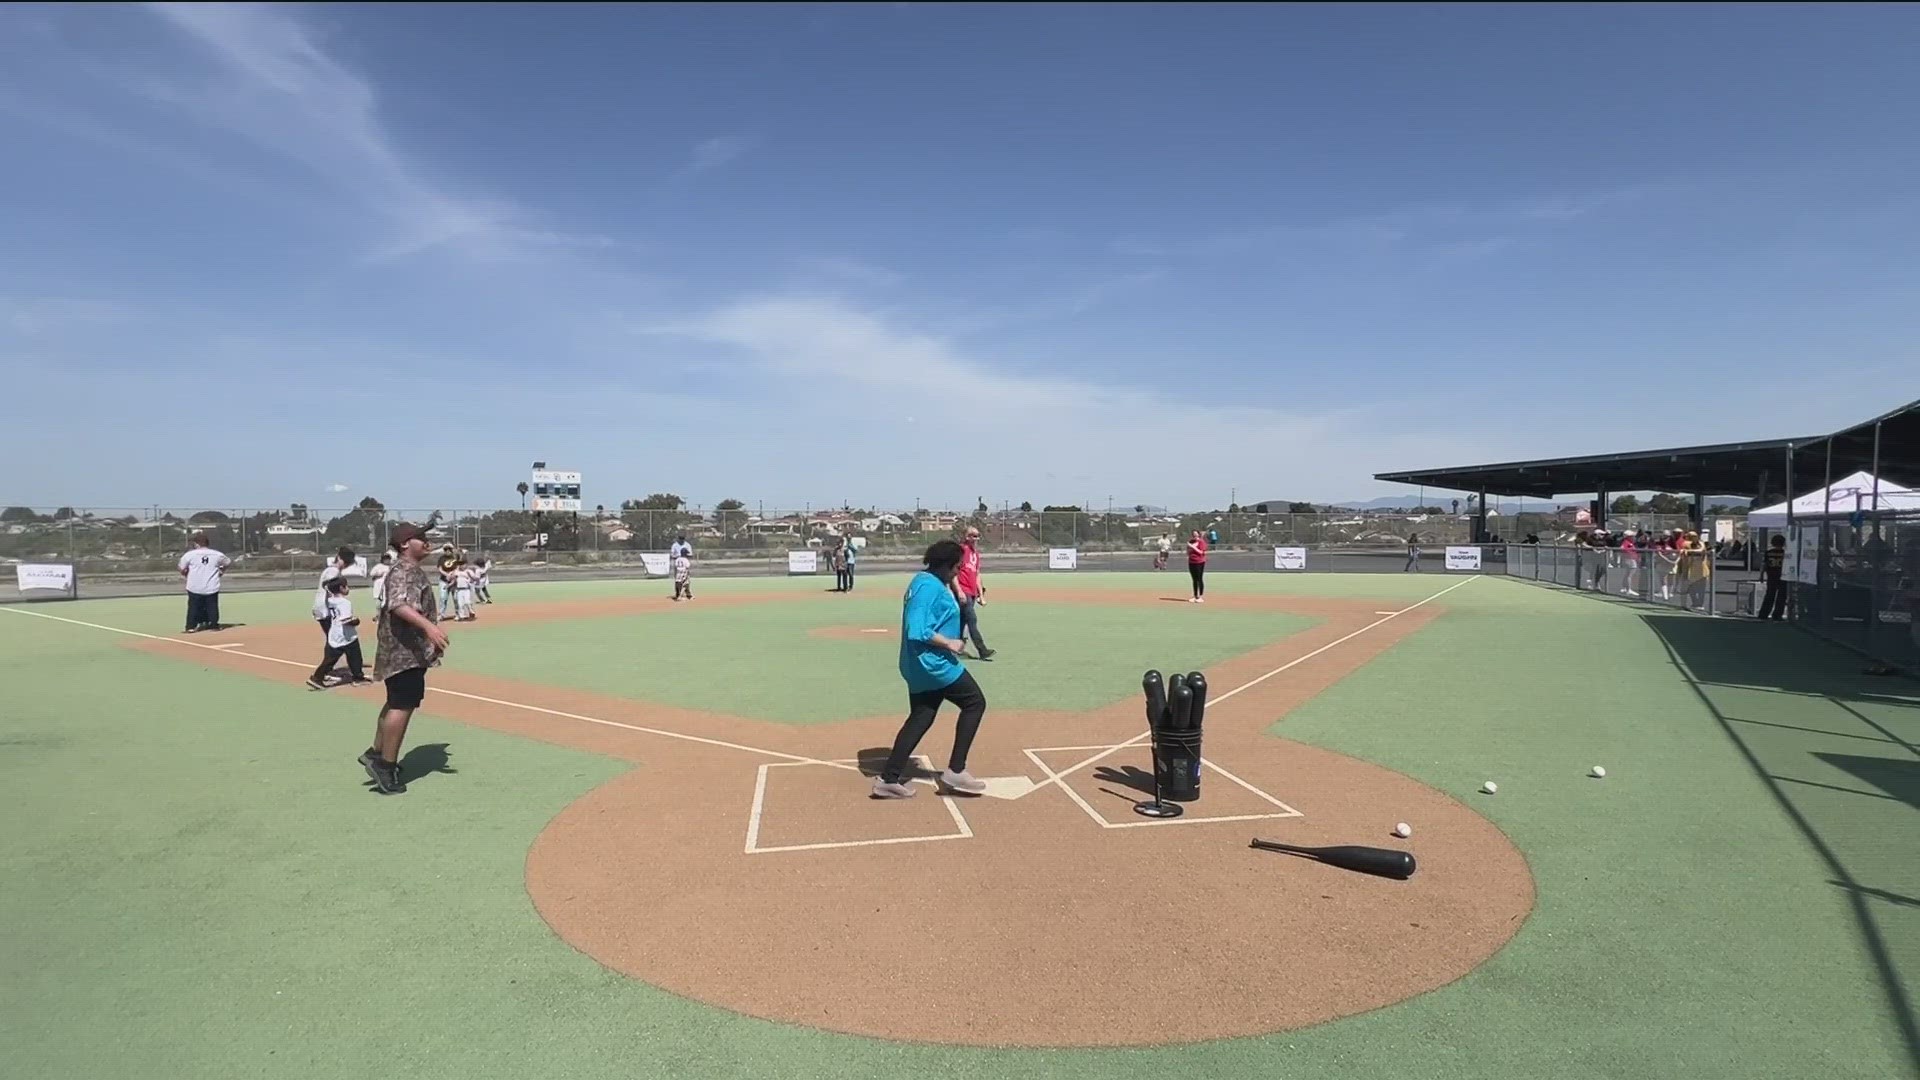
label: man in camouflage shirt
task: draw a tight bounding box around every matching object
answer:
[360,523,451,795]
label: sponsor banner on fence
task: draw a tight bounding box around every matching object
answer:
[1272,546,1308,571]
[17,563,75,593]
[1444,546,1483,571]
[639,553,671,577]
[1791,525,1820,585]
[1048,547,1078,570]
[341,556,369,577]
[788,550,819,575]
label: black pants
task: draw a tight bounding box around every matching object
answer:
[186,591,220,631]
[1188,563,1206,597]
[312,640,365,682]
[837,566,854,591]
[1758,578,1787,621]
[882,671,987,784]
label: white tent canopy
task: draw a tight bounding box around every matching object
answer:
[1749,471,1920,528]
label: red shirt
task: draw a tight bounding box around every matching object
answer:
[1187,537,1208,565]
[957,544,982,598]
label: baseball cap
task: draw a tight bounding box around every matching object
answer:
[390,523,428,549]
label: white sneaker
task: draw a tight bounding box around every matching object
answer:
[938,769,987,795]
[871,778,916,799]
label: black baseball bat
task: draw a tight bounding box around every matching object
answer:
[1142,670,1167,732]
[1186,672,1208,731]
[1168,679,1193,733]
[1248,839,1417,880]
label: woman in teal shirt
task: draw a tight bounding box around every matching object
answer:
[873,539,990,799]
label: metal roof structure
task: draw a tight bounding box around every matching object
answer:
[1375,399,1920,499]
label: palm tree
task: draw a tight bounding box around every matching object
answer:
[516,481,529,509]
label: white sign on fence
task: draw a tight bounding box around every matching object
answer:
[1791,525,1820,585]
[1444,546,1483,571]
[341,556,369,578]
[1048,547,1079,570]
[16,563,76,595]
[788,550,819,575]
[1272,546,1308,571]
[639,553,671,577]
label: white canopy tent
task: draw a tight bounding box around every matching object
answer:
[1748,471,1920,528]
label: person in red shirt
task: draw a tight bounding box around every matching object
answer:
[1186,529,1208,603]
[952,526,995,659]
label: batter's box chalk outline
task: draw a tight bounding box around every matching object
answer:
[1022,744,1305,830]
[744,755,974,855]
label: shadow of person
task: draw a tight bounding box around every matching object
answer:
[1093,765,1157,795]
[855,747,934,780]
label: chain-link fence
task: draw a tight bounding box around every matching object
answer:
[0,503,1746,602]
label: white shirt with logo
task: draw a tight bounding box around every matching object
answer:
[324,596,357,649]
[179,548,230,594]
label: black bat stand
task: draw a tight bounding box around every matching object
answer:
[1133,737,1184,819]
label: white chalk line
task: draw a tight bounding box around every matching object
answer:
[1022,744,1304,830]
[745,755,973,854]
[0,604,875,778]
[1024,574,1478,796]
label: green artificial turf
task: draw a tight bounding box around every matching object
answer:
[445,588,1316,722]
[1,574,1913,1080]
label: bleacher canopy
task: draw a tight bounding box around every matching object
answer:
[1375,398,1920,500]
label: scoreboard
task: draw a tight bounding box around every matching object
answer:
[531,469,583,513]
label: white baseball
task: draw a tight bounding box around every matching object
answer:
[1481,781,1498,794]
[1393,822,1412,838]
[1591,765,1606,778]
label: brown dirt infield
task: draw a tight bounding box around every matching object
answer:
[131,587,1535,1049]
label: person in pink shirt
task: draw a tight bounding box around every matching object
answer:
[952,526,995,660]
[1186,530,1209,603]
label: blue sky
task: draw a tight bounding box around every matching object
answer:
[2,3,1917,513]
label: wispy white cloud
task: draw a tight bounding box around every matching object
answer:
[660,297,1506,505]
[141,2,605,263]
[325,482,350,493]
[0,298,132,337]
[688,135,753,173]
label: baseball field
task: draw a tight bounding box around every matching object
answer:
[2,570,1914,1079]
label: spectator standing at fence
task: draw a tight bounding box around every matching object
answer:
[370,551,393,611]
[1187,530,1209,602]
[1156,534,1171,570]
[362,523,449,796]
[1758,534,1788,621]
[953,526,994,658]
[1618,531,1640,597]
[842,537,858,592]
[178,531,230,633]
[1404,532,1422,572]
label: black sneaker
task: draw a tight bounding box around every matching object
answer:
[367,759,407,795]
[306,677,329,691]
[978,648,996,660]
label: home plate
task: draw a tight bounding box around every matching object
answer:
[975,775,1039,800]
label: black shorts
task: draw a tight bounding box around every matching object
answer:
[383,667,427,710]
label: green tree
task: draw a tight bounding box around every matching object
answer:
[622,494,690,548]
[1019,501,1033,513]
[1646,493,1691,515]
[1610,494,1641,513]
[1039,505,1094,546]
[2,507,39,524]
[53,507,77,521]
[1287,502,1316,514]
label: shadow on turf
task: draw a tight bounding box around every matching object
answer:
[1641,611,1920,1079]
[361,743,456,792]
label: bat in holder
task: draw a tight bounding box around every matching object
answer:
[1249,839,1417,880]
[1134,669,1183,819]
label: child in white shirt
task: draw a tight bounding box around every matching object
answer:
[673,553,693,601]
[454,562,477,621]
[370,551,392,610]
[473,556,492,605]
[307,578,367,688]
